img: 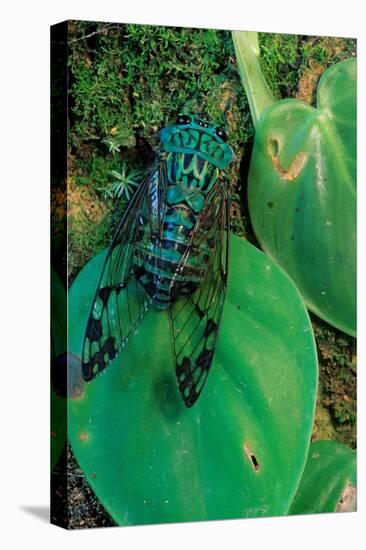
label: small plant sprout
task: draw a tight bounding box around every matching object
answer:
[108,164,144,200]
[102,138,121,154]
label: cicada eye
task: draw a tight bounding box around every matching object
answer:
[215,127,228,142]
[176,114,192,125]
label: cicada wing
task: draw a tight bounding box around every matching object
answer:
[82,160,166,381]
[169,182,230,407]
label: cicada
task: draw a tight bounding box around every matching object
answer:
[82,114,236,407]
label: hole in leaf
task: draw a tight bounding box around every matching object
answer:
[267,138,308,181]
[243,443,260,472]
[269,138,279,157]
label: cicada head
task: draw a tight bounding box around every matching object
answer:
[159,114,236,170]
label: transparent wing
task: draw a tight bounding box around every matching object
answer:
[169,182,229,407]
[82,160,166,381]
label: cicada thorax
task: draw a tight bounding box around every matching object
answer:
[133,148,221,310]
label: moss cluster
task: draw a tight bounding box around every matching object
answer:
[258,32,356,101]
[312,316,356,448]
[68,21,250,150]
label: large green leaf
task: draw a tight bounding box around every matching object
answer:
[233,32,356,336]
[68,235,317,525]
[289,440,356,515]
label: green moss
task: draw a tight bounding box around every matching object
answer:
[311,315,356,448]
[68,22,251,150]
[301,35,356,65]
[258,32,300,99]
[68,207,115,284]
[257,32,356,103]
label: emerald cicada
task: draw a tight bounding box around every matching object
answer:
[82,114,236,407]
